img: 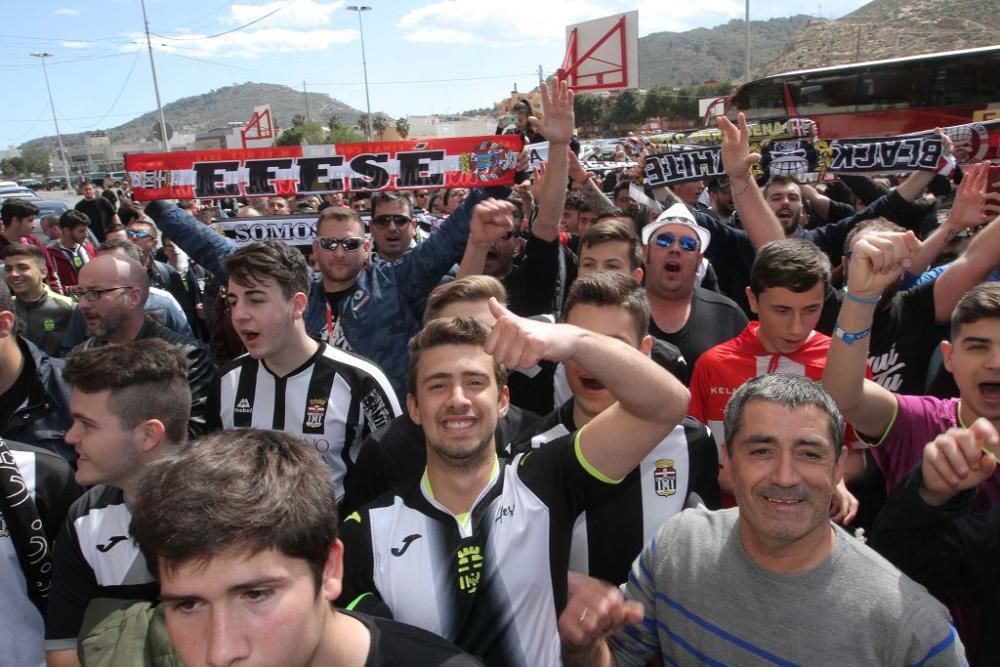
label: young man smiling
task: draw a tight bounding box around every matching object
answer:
[128,429,481,667]
[211,241,401,501]
[340,301,689,666]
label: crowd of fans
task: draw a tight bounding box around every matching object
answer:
[1,79,998,666]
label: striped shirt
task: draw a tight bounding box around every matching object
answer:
[212,342,401,499]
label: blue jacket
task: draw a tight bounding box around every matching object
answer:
[146,191,488,399]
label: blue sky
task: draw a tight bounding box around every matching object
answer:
[1,0,870,147]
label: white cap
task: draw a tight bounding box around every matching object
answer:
[640,202,711,252]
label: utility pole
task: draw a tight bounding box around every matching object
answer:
[347,6,373,142]
[303,81,311,122]
[744,0,751,82]
[538,65,544,87]
[30,52,74,193]
[140,0,170,151]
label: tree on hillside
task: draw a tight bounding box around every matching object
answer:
[395,117,410,139]
[276,120,327,146]
[574,94,604,125]
[21,146,51,175]
[608,89,644,126]
[372,112,391,140]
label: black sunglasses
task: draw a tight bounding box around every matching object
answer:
[371,214,411,228]
[317,236,365,251]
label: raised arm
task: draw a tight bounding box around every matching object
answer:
[486,298,689,481]
[569,153,615,213]
[456,199,516,279]
[144,200,236,281]
[528,80,574,242]
[932,164,1000,322]
[719,113,784,249]
[822,230,921,438]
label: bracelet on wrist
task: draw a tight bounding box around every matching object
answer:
[833,326,872,345]
[844,290,881,305]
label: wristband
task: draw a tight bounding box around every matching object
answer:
[844,291,881,305]
[833,326,872,345]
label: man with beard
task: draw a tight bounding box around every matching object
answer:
[369,191,419,261]
[70,254,216,438]
[73,182,118,243]
[124,217,200,337]
[643,203,747,372]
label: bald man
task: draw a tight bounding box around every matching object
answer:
[70,254,218,438]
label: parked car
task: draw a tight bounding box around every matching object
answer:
[0,186,41,202]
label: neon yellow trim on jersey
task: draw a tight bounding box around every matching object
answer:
[345,592,373,611]
[344,511,362,524]
[422,458,499,529]
[957,400,970,429]
[573,426,623,485]
[454,512,471,529]
[867,394,900,447]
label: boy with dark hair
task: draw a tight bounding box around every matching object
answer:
[689,238,859,519]
[578,218,644,282]
[211,241,401,501]
[45,339,191,667]
[129,429,481,667]
[514,272,719,584]
[340,302,690,665]
[3,243,74,355]
[1,197,62,294]
[51,210,96,290]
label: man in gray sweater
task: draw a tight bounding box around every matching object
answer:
[560,373,965,666]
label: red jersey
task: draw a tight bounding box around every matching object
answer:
[690,321,868,449]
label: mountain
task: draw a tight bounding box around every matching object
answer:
[20,82,361,152]
[638,15,815,88]
[763,0,999,73]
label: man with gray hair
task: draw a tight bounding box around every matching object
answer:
[560,373,964,666]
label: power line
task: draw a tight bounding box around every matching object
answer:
[151,0,300,41]
[60,50,143,131]
[307,72,540,86]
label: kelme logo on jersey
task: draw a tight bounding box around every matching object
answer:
[235,398,252,414]
[654,459,678,497]
[456,545,484,594]
[304,398,327,432]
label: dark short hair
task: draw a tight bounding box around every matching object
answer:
[564,191,586,212]
[723,373,845,457]
[762,175,802,198]
[316,206,365,235]
[951,282,1000,338]
[613,181,632,198]
[58,209,90,230]
[843,217,905,255]
[63,338,191,445]
[130,429,338,590]
[507,193,525,223]
[371,191,411,218]
[408,317,506,397]
[563,271,649,343]
[2,242,46,264]
[1,198,40,225]
[98,238,143,264]
[224,241,311,300]
[424,275,508,323]
[580,219,643,271]
[750,238,831,296]
[118,205,145,227]
[442,188,467,208]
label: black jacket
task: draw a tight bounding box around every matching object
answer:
[1,337,74,462]
[73,318,218,439]
[872,468,999,666]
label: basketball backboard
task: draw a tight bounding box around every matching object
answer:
[242,105,277,149]
[560,11,639,92]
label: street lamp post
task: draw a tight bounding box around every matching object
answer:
[29,52,74,193]
[140,0,171,151]
[347,5,373,142]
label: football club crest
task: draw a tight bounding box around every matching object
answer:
[654,458,677,497]
[305,398,327,430]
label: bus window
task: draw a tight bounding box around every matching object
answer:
[855,63,923,111]
[788,73,859,115]
[931,52,1000,106]
[730,80,786,120]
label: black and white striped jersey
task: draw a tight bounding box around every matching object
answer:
[212,342,401,499]
[514,401,720,584]
[339,431,618,667]
[45,485,157,650]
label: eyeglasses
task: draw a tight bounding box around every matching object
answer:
[654,232,699,252]
[317,236,365,252]
[371,214,412,228]
[78,286,132,302]
[414,191,429,198]
[126,229,153,240]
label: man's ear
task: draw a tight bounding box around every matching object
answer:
[406,393,422,426]
[136,418,167,454]
[0,310,15,338]
[940,339,954,373]
[497,384,510,419]
[292,291,308,319]
[745,286,759,315]
[321,539,345,602]
[639,334,654,357]
[631,266,644,284]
